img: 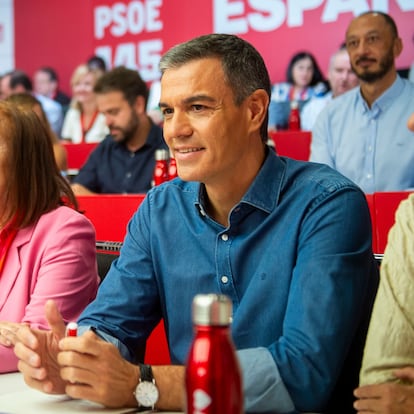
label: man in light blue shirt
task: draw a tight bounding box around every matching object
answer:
[13,34,378,414]
[310,11,414,194]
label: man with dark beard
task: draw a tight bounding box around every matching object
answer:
[71,66,167,194]
[310,11,414,193]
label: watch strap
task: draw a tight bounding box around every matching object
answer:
[139,363,154,383]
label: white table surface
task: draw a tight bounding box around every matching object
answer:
[0,372,180,414]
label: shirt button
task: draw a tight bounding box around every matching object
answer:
[221,234,229,241]
[367,174,372,179]
[129,152,135,158]
[221,275,229,284]
[126,172,132,178]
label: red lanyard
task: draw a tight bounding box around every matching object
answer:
[80,110,99,143]
[288,86,307,101]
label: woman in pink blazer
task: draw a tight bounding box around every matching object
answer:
[0,100,99,373]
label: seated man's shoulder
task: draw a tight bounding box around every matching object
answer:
[402,77,414,95]
[286,157,362,196]
[313,89,358,125]
[146,177,197,202]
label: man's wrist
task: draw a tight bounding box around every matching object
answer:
[128,364,141,407]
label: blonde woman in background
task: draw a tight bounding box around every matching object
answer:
[61,64,108,143]
[6,93,68,172]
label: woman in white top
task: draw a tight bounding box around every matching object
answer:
[61,64,108,143]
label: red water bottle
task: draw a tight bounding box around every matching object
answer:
[288,100,301,131]
[152,149,169,186]
[168,151,178,180]
[185,294,243,414]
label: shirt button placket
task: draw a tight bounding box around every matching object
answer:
[219,233,230,288]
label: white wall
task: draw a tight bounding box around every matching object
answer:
[0,0,14,74]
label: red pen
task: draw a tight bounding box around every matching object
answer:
[66,321,78,337]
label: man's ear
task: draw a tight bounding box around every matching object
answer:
[246,89,269,132]
[133,95,147,114]
[393,37,403,59]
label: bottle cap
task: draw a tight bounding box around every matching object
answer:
[192,293,233,326]
[155,149,169,161]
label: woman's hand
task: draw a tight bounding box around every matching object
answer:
[354,368,414,413]
[0,321,28,347]
[12,300,67,394]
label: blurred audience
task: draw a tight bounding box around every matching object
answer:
[146,79,163,125]
[354,112,414,413]
[6,93,68,172]
[0,100,99,373]
[409,33,414,83]
[0,73,12,99]
[268,51,327,131]
[310,11,414,193]
[33,66,71,114]
[87,55,107,72]
[0,69,63,135]
[61,64,108,144]
[301,45,359,131]
[71,66,167,195]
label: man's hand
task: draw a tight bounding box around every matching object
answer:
[354,368,414,413]
[58,331,139,408]
[13,300,67,394]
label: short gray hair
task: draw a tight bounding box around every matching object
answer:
[160,34,271,142]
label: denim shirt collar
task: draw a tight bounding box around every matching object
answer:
[196,147,284,217]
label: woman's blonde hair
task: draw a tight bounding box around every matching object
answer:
[69,64,104,110]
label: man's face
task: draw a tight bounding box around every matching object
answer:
[160,57,257,188]
[34,71,55,97]
[0,75,12,100]
[329,50,359,97]
[96,91,139,144]
[345,14,400,83]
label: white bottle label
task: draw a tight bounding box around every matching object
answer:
[193,389,212,413]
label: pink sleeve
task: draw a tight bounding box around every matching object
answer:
[0,346,19,373]
[22,209,99,329]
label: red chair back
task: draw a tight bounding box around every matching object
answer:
[269,131,311,161]
[365,194,377,254]
[76,194,146,242]
[145,320,171,364]
[63,142,98,171]
[373,191,413,254]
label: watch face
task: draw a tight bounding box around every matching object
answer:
[135,381,159,407]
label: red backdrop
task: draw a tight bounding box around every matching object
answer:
[14,0,414,95]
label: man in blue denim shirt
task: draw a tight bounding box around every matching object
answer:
[14,34,378,413]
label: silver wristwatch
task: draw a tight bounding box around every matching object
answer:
[134,363,159,410]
